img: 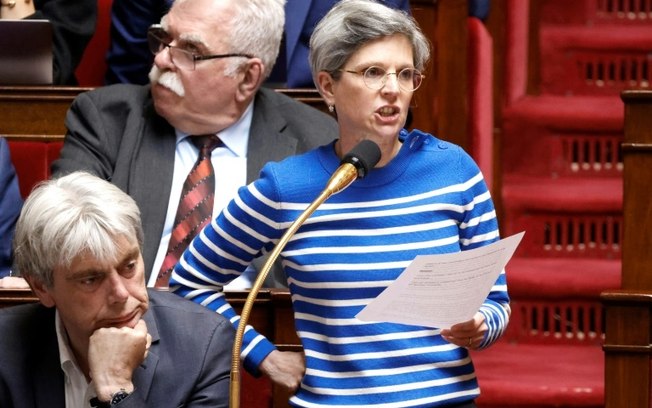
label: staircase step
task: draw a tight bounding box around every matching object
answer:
[541,0,652,26]
[507,257,621,299]
[504,258,619,344]
[502,176,622,260]
[540,25,652,95]
[502,175,622,212]
[502,95,624,177]
[505,297,606,345]
[472,342,604,407]
[505,95,623,130]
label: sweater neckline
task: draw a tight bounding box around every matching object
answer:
[317,129,428,188]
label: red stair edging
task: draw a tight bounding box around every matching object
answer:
[472,343,604,407]
[501,176,622,212]
[507,257,621,299]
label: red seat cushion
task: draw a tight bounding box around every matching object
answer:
[7,140,63,198]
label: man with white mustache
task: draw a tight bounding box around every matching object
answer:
[52,0,338,289]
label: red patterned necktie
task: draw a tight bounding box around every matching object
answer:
[155,135,221,288]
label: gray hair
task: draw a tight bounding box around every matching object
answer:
[227,0,285,78]
[171,0,285,78]
[12,172,144,287]
[309,0,431,86]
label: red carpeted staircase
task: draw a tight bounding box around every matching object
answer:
[470,0,652,406]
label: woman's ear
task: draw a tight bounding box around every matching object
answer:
[317,71,336,107]
[235,58,264,102]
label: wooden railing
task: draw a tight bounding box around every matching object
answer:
[411,0,469,150]
[0,86,90,138]
[0,287,299,346]
[0,86,328,139]
[601,90,652,408]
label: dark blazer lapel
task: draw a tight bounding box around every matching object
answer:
[129,97,177,276]
[31,307,66,407]
[131,301,161,401]
[247,89,298,183]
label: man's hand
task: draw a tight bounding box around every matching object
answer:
[440,312,487,349]
[89,319,152,401]
[259,350,305,393]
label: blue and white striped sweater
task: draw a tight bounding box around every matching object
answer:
[171,129,510,407]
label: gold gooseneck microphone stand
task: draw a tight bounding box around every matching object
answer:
[229,140,381,408]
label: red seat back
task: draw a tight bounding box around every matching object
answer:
[6,140,63,198]
[75,0,113,86]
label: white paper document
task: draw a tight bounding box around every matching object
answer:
[356,232,524,329]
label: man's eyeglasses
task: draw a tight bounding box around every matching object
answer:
[147,25,253,71]
[340,66,424,92]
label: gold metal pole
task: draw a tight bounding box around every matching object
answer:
[229,163,358,408]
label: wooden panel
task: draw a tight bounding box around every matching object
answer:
[411,0,468,149]
[0,86,329,139]
[602,291,652,408]
[621,90,652,291]
[0,86,88,137]
[0,288,39,308]
[600,90,652,408]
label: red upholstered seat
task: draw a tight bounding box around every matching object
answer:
[7,140,63,198]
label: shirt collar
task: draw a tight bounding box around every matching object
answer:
[55,310,76,372]
[56,311,98,407]
[175,100,254,158]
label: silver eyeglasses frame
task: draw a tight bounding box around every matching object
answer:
[340,66,424,92]
[147,24,253,71]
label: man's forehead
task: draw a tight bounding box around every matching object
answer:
[160,19,220,50]
[179,32,208,47]
[59,241,141,274]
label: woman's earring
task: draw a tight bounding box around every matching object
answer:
[328,105,335,113]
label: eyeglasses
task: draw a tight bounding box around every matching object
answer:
[147,25,253,71]
[340,66,424,92]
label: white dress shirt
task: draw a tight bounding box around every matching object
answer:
[56,311,97,408]
[149,102,256,289]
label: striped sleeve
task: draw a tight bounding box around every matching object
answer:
[455,148,510,348]
[170,167,287,373]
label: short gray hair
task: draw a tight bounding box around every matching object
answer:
[309,0,430,86]
[170,0,286,78]
[227,0,285,78]
[12,172,144,287]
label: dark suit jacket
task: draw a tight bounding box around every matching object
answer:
[31,0,97,85]
[51,84,338,281]
[0,137,22,277]
[105,0,174,85]
[281,0,411,87]
[0,290,234,407]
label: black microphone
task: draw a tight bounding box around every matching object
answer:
[323,139,381,196]
[343,139,382,178]
[229,139,381,408]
